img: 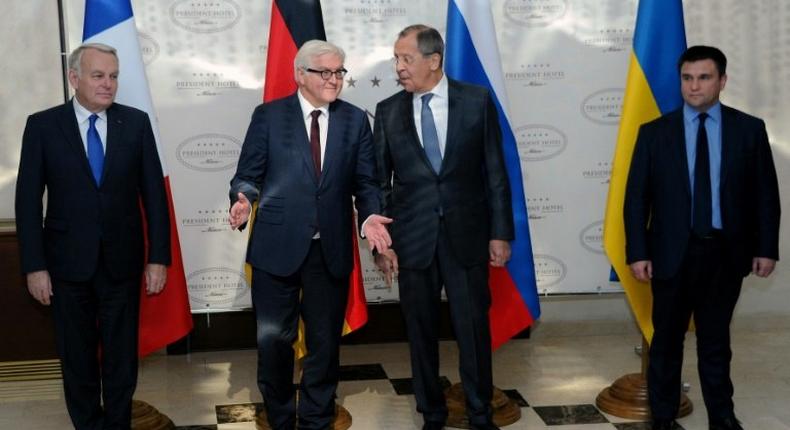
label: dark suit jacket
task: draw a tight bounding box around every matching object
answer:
[230,94,379,279]
[16,101,171,282]
[624,105,780,279]
[373,79,514,269]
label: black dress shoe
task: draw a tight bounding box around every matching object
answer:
[651,419,677,430]
[422,422,445,430]
[710,416,744,430]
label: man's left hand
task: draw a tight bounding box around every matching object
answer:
[752,257,777,278]
[489,240,511,267]
[362,214,393,253]
[145,263,168,295]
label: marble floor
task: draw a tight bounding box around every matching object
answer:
[1,317,789,430]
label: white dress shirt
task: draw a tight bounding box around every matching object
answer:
[412,74,449,156]
[297,90,329,169]
[73,97,108,153]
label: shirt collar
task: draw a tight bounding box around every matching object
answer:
[683,101,721,124]
[72,97,108,123]
[413,74,448,102]
[296,90,329,120]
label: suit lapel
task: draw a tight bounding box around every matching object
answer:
[719,105,735,189]
[288,95,318,185]
[400,91,437,175]
[443,80,463,173]
[58,101,96,187]
[101,104,123,187]
[321,101,344,188]
[669,109,691,198]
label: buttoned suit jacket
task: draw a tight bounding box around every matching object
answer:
[624,105,780,280]
[16,101,170,282]
[230,93,379,279]
[373,79,514,269]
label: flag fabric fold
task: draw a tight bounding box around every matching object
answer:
[83,0,193,357]
[603,0,686,343]
[254,0,367,359]
[445,0,540,349]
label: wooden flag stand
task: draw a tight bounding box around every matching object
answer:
[596,336,692,420]
[445,384,521,428]
[131,400,175,429]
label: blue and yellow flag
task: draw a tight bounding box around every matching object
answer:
[603,0,686,343]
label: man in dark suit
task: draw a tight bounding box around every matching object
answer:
[373,25,513,430]
[624,46,780,430]
[15,43,170,430]
[228,40,391,430]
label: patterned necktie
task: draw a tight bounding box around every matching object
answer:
[692,112,712,236]
[310,110,322,177]
[420,93,442,174]
[87,114,104,185]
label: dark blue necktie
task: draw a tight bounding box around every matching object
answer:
[692,112,711,236]
[87,114,104,185]
[420,93,442,174]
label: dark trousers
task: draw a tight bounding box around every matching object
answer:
[649,234,743,422]
[251,240,349,430]
[51,259,140,430]
[398,222,494,426]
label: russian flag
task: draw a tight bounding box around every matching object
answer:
[83,0,193,357]
[446,0,540,349]
[603,0,686,343]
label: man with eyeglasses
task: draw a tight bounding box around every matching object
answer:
[373,25,513,430]
[229,39,392,430]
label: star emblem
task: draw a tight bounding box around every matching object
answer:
[370,76,381,87]
[346,76,357,87]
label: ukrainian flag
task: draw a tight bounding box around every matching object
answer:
[603,0,686,343]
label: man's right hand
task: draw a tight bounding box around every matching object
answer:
[27,270,53,305]
[375,249,399,286]
[229,192,252,230]
[629,260,652,282]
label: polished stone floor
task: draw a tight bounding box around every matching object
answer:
[1,317,788,430]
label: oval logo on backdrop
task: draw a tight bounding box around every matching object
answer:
[187,267,248,308]
[176,133,241,172]
[581,88,624,125]
[533,254,567,288]
[504,0,568,27]
[169,0,241,34]
[579,220,605,254]
[514,124,567,161]
[138,32,160,65]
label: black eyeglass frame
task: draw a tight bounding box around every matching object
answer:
[304,67,348,80]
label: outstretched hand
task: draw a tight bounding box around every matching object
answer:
[229,192,252,230]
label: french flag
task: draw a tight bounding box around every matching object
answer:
[83,0,193,357]
[446,0,540,349]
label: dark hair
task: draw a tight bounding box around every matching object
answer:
[678,45,727,76]
[398,24,444,67]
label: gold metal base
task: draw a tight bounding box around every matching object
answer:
[255,404,352,430]
[596,373,692,420]
[445,384,521,429]
[132,400,175,429]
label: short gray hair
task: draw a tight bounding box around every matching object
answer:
[294,40,345,72]
[68,43,118,76]
[398,24,444,67]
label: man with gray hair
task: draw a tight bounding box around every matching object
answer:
[16,43,170,429]
[229,39,391,429]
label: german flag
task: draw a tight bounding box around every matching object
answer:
[247,0,368,359]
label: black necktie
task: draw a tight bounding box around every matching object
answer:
[309,110,321,177]
[692,112,712,237]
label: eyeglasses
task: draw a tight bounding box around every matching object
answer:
[304,68,348,80]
